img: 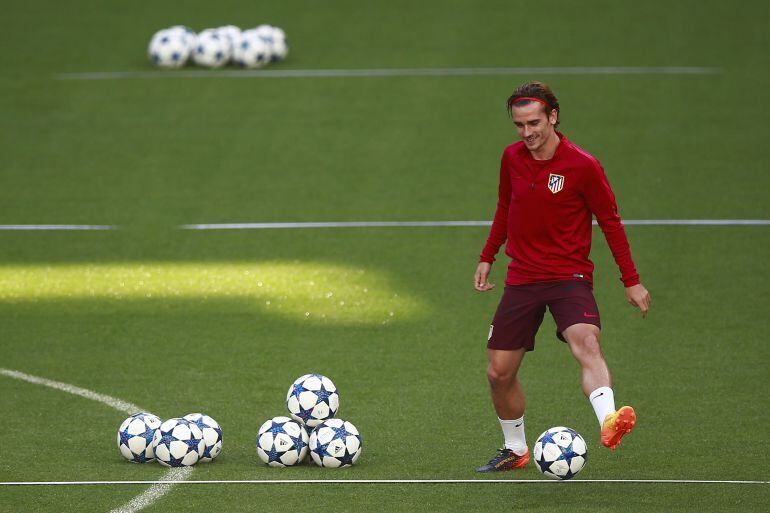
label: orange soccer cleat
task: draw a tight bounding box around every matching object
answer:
[601,405,637,449]
[475,448,530,472]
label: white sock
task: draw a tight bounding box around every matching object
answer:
[589,386,616,426]
[499,416,527,455]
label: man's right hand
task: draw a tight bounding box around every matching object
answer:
[474,262,495,292]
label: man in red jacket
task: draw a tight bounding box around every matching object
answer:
[474,82,651,472]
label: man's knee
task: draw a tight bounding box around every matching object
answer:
[486,361,517,386]
[567,325,602,358]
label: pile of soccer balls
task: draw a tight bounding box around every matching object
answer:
[117,412,222,467]
[148,24,288,69]
[257,373,363,468]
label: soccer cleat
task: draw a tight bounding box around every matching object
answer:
[601,405,636,449]
[475,448,530,472]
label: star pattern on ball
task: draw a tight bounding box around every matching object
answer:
[158,433,175,450]
[267,420,288,436]
[535,456,552,475]
[185,436,201,452]
[314,384,335,408]
[337,447,357,467]
[141,424,155,444]
[314,438,334,459]
[290,433,306,453]
[295,403,314,422]
[266,445,282,463]
[329,423,352,441]
[118,429,132,447]
[291,381,309,396]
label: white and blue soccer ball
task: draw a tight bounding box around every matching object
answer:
[533,426,588,480]
[152,417,205,467]
[166,25,197,51]
[191,29,230,68]
[286,374,339,427]
[217,25,242,59]
[117,412,162,463]
[251,24,288,62]
[148,29,191,68]
[256,416,309,467]
[309,418,362,468]
[232,30,271,68]
[183,413,223,462]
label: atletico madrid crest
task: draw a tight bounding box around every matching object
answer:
[547,173,565,194]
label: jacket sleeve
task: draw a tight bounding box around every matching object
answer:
[479,151,512,263]
[583,160,640,287]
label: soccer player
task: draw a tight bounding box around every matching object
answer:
[474,82,650,472]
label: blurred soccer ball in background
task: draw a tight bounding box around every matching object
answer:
[233,30,272,68]
[192,29,230,68]
[148,29,191,68]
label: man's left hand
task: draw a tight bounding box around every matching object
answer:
[625,284,651,318]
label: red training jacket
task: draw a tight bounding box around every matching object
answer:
[479,132,640,287]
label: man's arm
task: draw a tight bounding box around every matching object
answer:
[583,161,651,316]
[476,152,512,291]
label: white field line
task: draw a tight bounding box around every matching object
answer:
[0,368,192,513]
[0,368,142,414]
[0,225,114,230]
[181,219,770,230]
[108,468,194,513]
[1,220,766,231]
[1,479,767,486]
[55,67,722,81]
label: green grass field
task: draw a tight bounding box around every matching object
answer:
[1,1,769,512]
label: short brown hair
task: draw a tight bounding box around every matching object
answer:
[507,82,560,127]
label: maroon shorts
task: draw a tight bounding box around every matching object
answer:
[487,280,601,351]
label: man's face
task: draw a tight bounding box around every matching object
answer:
[511,102,558,152]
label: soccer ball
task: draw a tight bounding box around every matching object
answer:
[152,417,205,467]
[251,24,289,62]
[232,30,271,68]
[256,416,309,467]
[533,426,588,480]
[192,29,230,68]
[286,374,339,427]
[217,25,242,58]
[309,418,362,468]
[183,413,223,462]
[166,25,197,51]
[148,29,191,68]
[117,412,162,463]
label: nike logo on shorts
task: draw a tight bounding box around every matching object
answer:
[583,312,599,318]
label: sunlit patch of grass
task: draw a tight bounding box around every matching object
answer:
[0,262,427,324]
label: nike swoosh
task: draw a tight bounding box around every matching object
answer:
[583,312,599,318]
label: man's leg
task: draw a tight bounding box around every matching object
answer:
[476,348,530,472]
[486,347,527,420]
[561,323,610,396]
[562,323,636,449]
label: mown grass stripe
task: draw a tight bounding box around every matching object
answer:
[55,67,722,81]
[1,479,767,486]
